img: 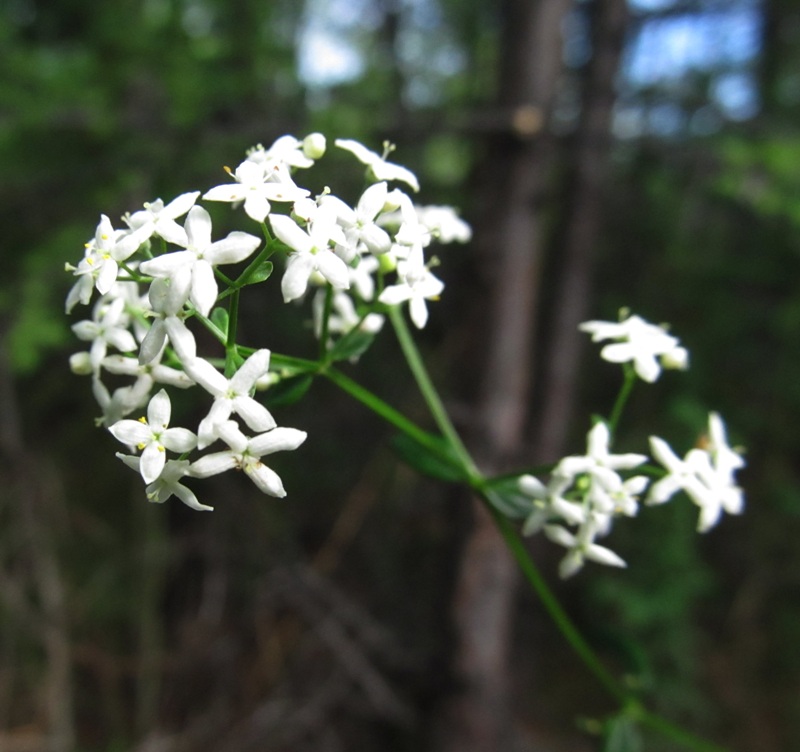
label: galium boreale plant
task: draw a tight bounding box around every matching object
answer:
[65,133,744,752]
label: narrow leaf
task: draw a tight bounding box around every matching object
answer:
[391,432,468,483]
[264,374,314,407]
[210,307,229,338]
[242,259,273,286]
[328,329,376,362]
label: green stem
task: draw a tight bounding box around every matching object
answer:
[224,289,240,377]
[488,505,628,702]
[319,285,334,360]
[388,306,478,479]
[386,307,726,752]
[324,367,462,472]
[226,289,240,351]
[607,365,637,435]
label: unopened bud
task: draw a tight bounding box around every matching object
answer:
[302,133,326,160]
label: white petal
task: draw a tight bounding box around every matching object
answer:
[139,250,195,278]
[183,357,228,396]
[206,231,261,265]
[172,483,214,511]
[230,349,271,392]
[248,427,307,457]
[233,395,277,433]
[108,420,151,447]
[243,459,286,497]
[270,214,312,254]
[281,253,315,302]
[185,205,213,249]
[140,441,167,484]
[162,427,197,453]
[584,543,627,568]
[164,318,197,362]
[409,296,429,329]
[190,451,238,478]
[243,193,271,222]
[190,260,218,317]
[164,191,200,219]
[146,391,170,429]
[316,252,351,290]
[378,284,412,306]
[139,321,167,365]
[203,184,249,203]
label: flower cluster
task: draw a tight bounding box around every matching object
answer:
[518,314,745,577]
[65,134,470,510]
[580,313,688,382]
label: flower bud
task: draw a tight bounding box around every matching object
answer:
[70,352,93,375]
[302,133,326,160]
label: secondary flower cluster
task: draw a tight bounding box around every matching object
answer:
[65,134,470,509]
[518,314,745,577]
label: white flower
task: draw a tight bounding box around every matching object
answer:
[544,523,627,579]
[117,455,212,511]
[190,422,307,498]
[648,413,745,532]
[139,206,261,317]
[269,208,350,302]
[378,245,444,328]
[322,182,393,261]
[92,373,153,427]
[555,421,648,480]
[184,349,276,449]
[415,205,472,244]
[108,389,197,484]
[335,139,420,192]
[518,422,649,577]
[137,276,197,365]
[247,134,322,171]
[71,295,137,372]
[203,160,309,223]
[124,192,200,246]
[102,353,194,389]
[65,215,144,311]
[579,314,689,382]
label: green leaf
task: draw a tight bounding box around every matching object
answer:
[483,476,535,519]
[391,432,468,483]
[327,329,377,362]
[603,715,642,752]
[264,374,314,407]
[210,307,229,338]
[242,259,273,286]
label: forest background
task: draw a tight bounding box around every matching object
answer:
[0,0,798,750]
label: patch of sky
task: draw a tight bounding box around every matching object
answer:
[625,6,760,86]
[297,0,381,88]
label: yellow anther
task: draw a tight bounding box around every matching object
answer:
[86,257,94,265]
[137,442,146,450]
[224,165,233,175]
[138,416,148,424]
[101,233,109,240]
[157,445,165,453]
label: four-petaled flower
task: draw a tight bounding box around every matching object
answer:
[109,389,197,484]
[190,421,307,498]
[184,349,277,449]
[648,412,745,532]
[139,205,261,317]
[580,314,689,382]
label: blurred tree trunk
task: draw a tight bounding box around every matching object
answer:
[435,1,571,750]
[534,0,628,462]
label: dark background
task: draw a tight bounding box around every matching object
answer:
[1,1,797,750]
